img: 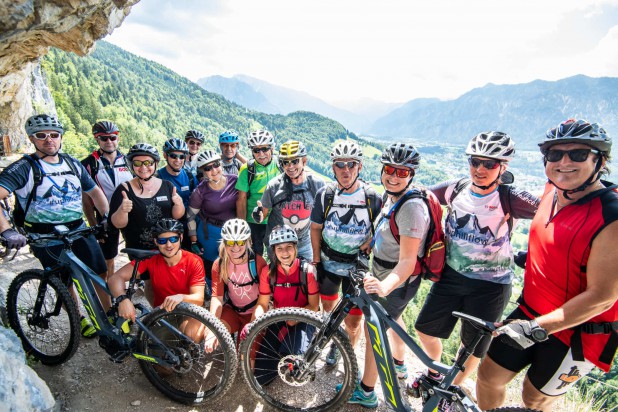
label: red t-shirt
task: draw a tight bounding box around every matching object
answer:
[134,251,205,307]
[258,259,319,309]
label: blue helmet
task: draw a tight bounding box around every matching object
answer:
[219,130,239,144]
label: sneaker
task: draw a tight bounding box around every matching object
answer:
[325,343,339,366]
[337,383,378,409]
[395,363,408,379]
[80,316,97,339]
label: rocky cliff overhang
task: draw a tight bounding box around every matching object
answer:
[0,0,140,151]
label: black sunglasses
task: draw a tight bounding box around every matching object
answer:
[544,148,599,163]
[155,236,180,245]
[252,147,271,154]
[468,157,501,170]
[167,153,186,160]
[97,134,118,142]
[334,161,358,170]
[280,158,301,167]
[202,161,221,172]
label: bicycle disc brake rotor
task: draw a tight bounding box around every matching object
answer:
[169,346,194,373]
[277,355,314,386]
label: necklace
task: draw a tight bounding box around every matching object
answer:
[137,180,156,195]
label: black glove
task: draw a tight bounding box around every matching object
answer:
[96,216,109,241]
[1,228,27,249]
[251,206,263,223]
[514,251,527,269]
[496,319,545,350]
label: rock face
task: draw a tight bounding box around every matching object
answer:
[0,0,140,151]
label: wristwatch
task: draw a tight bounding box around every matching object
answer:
[115,294,129,304]
[529,319,549,342]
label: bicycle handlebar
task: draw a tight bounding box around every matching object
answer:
[452,311,496,334]
[26,224,102,246]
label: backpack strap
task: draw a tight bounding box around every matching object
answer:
[498,184,514,236]
[246,159,256,188]
[387,190,418,245]
[20,155,43,221]
[269,258,310,302]
[448,178,470,206]
[322,184,336,220]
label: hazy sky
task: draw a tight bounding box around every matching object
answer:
[106,0,618,104]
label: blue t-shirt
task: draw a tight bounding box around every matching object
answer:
[157,167,197,208]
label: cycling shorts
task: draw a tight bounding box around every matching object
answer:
[378,275,421,320]
[317,263,362,316]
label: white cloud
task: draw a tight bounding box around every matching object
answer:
[106,0,618,103]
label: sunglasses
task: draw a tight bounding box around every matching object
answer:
[187,140,202,146]
[97,135,118,142]
[32,132,61,140]
[224,239,246,247]
[544,148,600,163]
[167,153,186,160]
[202,161,221,172]
[280,158,301,167]
[221,143,237,149]
[334,161,358,170]
[382,164,412,178]
[132,159,156,167]
[155,236,180,245]
[252,147,271,154]
[468,157,501,170]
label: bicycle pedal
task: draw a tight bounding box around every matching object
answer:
[109,351,130,363]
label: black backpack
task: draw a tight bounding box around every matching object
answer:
[224,250,260,313]
[269,257,311,302]
[246,156,282,189]
[322,182,381,237]
[13,154,81,229]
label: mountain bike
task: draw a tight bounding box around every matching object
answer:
[238,254,536,411]
[0,197,22,260]
[5,224,237,405]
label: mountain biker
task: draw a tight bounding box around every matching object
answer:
[253,140,325,260]
[218,130,247,175]
[310,140,382,365]
[0,114,110,337]
[205,219,267,351]
[414,132,539,388]
[109,143,185,251]
[108,218,205,340]
[184,129,204,180]
[343,143,431,408]
[477,119,618,412]
[250,224,319,385]
[81,120,133,280]
[235,130,280,256]
[187,150,238,284]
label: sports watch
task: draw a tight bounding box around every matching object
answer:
[529,319,548,342]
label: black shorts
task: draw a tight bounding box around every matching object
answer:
[98,227,120,260]
[317,263,363,316]
[415,265,512,357]
[31,226,107,276]
[379,275,421,320]
[487,307,596,396]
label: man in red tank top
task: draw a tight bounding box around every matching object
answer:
[477,119,618,412]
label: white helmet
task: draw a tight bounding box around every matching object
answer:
[221,219,251,241]
[196,150,221,168]
[247,130,275,148]
[465,131,515,161]
[331,141,363,162]
[269,225,298,246]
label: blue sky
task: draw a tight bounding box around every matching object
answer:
[106,0,618,104]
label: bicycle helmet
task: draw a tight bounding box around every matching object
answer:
[465,131,515,161]
[219,130,239,144]
[92,121,119,137]
[247,130,275,148]
[331,141,363,162]
[126,143,160,162]
[380,143,421,170]
[221,219,251,241]
[540,119,612,154]
[269,225,298,246]
[163,138,189,154]
[152,218,184,236]
[279,140,307,159]
[185,130,205,143]
[25,114,64,135]
[196,150,222,168]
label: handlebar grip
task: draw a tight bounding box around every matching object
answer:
[452,311,496,333]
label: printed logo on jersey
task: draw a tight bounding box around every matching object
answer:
[281,200,311,226]
[557,366,581,390]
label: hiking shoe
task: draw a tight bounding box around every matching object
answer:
[80,316,97,338]
[395,363,408,379]
[337,383,378,409]
[325,343,339,366]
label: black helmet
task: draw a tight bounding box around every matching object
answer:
[163,138,189,154]
[92,121,119,136]
[380,143,421,170]
[466,131,515,161]
[540,119,612,154]
[185,130,205,143]
[25,114,64,135]
[127,143,160,162]
[152,218,184,237]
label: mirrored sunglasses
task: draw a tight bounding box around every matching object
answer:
[252,147,271,154]
[202,161,221,172]
[33,132,61,140]
[468,157,501,170]
[280,158,301,167]
[156,236,180,245]
[334,161,358,170]
[167,153,186,160]
[97,134,118,142]
[132,159,156,167]
[544,148,599,163]
[382,164,412,178]
[224,239,246,247]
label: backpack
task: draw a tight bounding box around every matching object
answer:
[448,178,514,236]
[384,188,446,282]
[269,257,311,302]
[224,250,260,313]
[246,156,282,188]
[13,153,81,229]
[322,182,381,237]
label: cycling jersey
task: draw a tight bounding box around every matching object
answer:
[211,254,267,314]
[258,259,319,309]
[81,150,132,202]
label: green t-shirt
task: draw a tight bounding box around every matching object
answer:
[235,160,280,224]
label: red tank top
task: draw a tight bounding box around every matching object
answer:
[521,182,618,371]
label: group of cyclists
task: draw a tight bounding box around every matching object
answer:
[0,113,617,412]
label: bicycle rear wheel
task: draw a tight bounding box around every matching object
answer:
[136,302,237,404]
[6,269,80,365]
[239,307,358,412]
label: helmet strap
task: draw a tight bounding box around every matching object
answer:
[335,174,359,195]
[384,178,413,197]
[548,156,604,200]
[471,175,501,191]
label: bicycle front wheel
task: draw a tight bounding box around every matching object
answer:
[7,269,80,365]
[136,302,237,405]
[239,307,358,412]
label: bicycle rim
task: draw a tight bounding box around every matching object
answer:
[136,303,237,404]
[7,269,80,365]
[239,308,358,412]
